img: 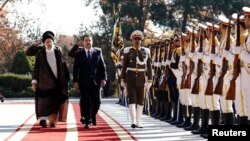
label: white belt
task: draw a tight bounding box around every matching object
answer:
[127,68,145,72]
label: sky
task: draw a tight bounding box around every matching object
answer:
[10,0,103,35]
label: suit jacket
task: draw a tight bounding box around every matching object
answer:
[73,47,107,89]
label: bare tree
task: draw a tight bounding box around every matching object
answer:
[0,3,39,72]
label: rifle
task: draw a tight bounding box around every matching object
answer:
[180,35,187,89]
[214,20,231,95]
[191,28,204,94]
[184,29,195,89]
[226,14,241,100]
[205,25,216,95]
[152,42,161,89]
[159,42,167,90]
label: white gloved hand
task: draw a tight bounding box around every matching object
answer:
[147,81,152,90]
[121,79,126,88]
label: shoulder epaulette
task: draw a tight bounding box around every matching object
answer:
[123,47,132,54]
[141,47,150,55]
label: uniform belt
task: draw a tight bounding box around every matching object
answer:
[127,68,145,72]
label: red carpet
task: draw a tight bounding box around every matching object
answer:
[9,103,136,141]
[72,104,122,141]
[21,120,67,141]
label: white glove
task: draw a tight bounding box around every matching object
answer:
[121,79,126,88]
[147,81,152,90]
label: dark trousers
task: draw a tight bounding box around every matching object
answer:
[80,83,101,124]
[127,85,145,105]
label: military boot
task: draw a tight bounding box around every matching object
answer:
[185,107,200,130]
[192,109,209,134]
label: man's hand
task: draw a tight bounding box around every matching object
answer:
[73,82,79,89]
[33,41,43,46]
[101,80,106,88]
[32,83,37,91]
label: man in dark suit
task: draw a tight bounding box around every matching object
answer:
[73,34,107,129]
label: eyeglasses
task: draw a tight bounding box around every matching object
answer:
[133,38,142,40]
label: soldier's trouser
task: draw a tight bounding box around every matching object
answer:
[199,75,209,110]
[190,94,200,108]
[235,78,247,117]
[128,103,144,126]
[179,89,185,105]
[220,97,233,113]
[127,85,145,105]
[207,75,221,111]
[183,89,192,106]
[241,89,250,120]
[199,93,209,110]
[129,104,136,124]
[189,74,198,107]
[136,105,144,126]
[207,95,220,111]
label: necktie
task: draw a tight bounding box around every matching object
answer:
[87,51,91,62]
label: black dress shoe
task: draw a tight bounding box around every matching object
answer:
[135,125,143,128]
[131,124,136,128]
[84,124,90,129]
[92,117,96,126]
[39,120,47,128]
[50,123,56,128]
[80,118,85,124]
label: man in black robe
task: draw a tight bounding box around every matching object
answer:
[32,31,69,128]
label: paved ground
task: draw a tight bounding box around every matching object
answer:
[0,98,206,141]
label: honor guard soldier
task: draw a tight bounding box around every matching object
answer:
[231,12,248,125]
[238,6,250,124]
[217,15,235,125]
[120,30,153,128]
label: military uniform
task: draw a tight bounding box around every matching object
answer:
[217,16,235,125]
[170,40,190,127]
[120,30,153,128]
[230,13,248,125]
[239,32,250,123]
[238,6,250,124]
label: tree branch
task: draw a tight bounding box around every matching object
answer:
[0,0,11,12]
